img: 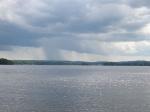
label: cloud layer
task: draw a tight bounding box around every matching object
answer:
[0,0,150,61]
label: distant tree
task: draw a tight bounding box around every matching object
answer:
[0,58,14,65]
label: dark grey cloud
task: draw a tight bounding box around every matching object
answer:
[127,0,150,8]
[0,0,150,60]
[0,21,40,47]
[93,0,150,8]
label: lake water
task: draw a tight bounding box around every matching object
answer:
[0,66,150,112]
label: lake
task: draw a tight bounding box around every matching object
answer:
[0,66,150,112]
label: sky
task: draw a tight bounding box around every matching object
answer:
[0,0,150,61]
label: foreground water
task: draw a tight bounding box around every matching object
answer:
[0,66,150,112]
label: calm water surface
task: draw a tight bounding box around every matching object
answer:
[0,66,150,112]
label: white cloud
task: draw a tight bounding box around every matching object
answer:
[139,23,150,35]
[0,46,46,60]
[59,49,150,62]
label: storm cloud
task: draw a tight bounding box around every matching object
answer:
[0,0,150,61]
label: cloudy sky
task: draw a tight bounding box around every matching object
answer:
[0,0,150,61]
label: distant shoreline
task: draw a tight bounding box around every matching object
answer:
[0,58,150,66]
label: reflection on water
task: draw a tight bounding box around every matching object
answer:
[0,66,150,112]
